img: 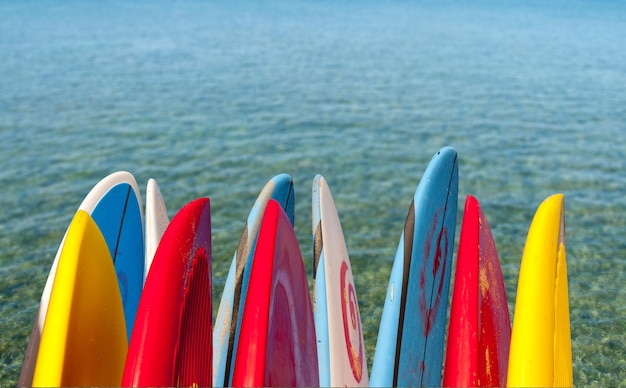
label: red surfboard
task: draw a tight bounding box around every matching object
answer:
[122,198,212,387]
[231,199,319,387]
[443,195,511,387]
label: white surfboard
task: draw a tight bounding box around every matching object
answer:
[312,175,368,387]
[144,178,169,282]
[19,171,144,386]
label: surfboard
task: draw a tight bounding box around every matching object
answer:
[370,146,458,387]
[507,194,572,387]
[312,175,368,387]
[144,178,169,282]
[31,210,127,387]
[85,172,144,342]
[231,199,319,387]
[19,171,144,386]
[213,174,294,387]
[122,197,212,387]
[443,194,511,387]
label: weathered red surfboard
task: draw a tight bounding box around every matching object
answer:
[443,195,511,387]
[232,199,319,387]
[122,198,212,387]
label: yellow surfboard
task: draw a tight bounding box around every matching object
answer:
[32,210,127,387]
[507,194,573,387]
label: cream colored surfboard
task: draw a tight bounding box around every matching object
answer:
[313,175,368,387]
[144,178,169,282]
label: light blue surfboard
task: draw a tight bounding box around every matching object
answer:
[80,172,145,343]
[212,174,294,387]
[370,147,458,387]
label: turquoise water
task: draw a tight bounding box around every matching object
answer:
[1,0,625,385]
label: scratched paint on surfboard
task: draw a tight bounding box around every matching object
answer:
[443,195,511,387]
[122,198,211,387]
[370,147,458,388]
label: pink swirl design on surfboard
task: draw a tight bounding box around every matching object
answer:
[340,261,364,382]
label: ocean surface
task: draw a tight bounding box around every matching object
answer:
[1,0,625,385]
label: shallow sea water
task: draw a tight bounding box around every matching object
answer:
[1,0,625,385]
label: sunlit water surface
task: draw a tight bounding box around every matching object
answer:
[1,1,625,385]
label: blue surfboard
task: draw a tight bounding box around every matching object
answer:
[212,174,294,387]
[370,147,458,387]
[80,172,145,343]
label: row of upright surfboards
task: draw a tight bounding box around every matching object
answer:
[18,146,573,387]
